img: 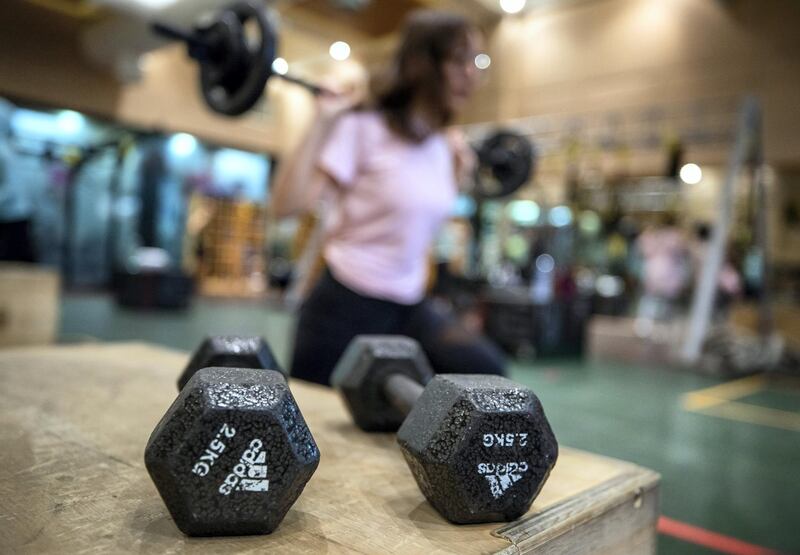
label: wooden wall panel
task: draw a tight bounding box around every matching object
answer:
[461,0,800,165]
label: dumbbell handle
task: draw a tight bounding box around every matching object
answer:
[383,373,425,416]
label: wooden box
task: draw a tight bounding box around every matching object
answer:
[0,343,660,554]
[0,263,59,347]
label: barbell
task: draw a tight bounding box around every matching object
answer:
[152,1,327,116]
[152,1,536,197]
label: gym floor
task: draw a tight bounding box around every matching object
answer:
[60,293,800,555]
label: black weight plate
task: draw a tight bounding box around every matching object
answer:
[475,130,536,199]
[199,1,276,116]
[198,12,247,89]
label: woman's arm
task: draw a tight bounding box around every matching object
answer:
[446,128,477,192]
[269,112,341,220]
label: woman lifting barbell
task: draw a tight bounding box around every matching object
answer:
[271,10,506,386]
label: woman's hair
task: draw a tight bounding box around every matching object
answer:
[371,10,476,142]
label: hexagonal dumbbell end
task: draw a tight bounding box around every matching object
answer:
[177,336,284,391]
[396,374,558,524]
[146,367,319,536]
[331,335,434,432]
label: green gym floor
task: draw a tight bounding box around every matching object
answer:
[60,293,800,555]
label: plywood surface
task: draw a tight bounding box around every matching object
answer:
[0,342,659,554]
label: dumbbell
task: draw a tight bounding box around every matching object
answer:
[145,336,319,536]
[332,335,558,524]
[176,335,285,390]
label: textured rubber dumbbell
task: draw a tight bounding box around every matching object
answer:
[145,337,318,536]
[177,335,284,390]
[332,335,558,524]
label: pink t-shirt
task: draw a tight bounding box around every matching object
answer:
[318,110,457,304]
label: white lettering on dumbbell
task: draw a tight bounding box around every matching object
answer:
[482,433,528,448]
[192,423,236,477]
[218,438,269,496]
[477,461,529,499]
[477,461,529,475]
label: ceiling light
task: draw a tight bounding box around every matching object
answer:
[272,57,289,75]
[499,0,526,14]
[329,41,351,61]
[56,110,85,134]
[679,163,702,185]
[474,53,491,70]
[168,133,197,158]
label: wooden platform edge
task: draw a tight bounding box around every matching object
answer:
[491,469,661,554]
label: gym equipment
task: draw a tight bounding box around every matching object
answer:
[482,288,591,358]
[177,335,284,390]
[682,97,769,363]
[151,1,328,116]
[467,129,536,274]
[113,271,194,311]
[145,338,318,536]
[474,130,536,199]
[153,3,537,199]
[332,335,558,524]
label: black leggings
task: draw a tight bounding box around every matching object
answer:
[290,269,507,385]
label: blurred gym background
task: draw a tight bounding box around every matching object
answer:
[0,1,798,553]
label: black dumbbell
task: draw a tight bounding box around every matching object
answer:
[332,335,558,524]
[145,336,319,536]
[177,335,285,390]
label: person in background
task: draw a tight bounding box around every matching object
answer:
[635,214,691,321]
[271,10,506,385]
